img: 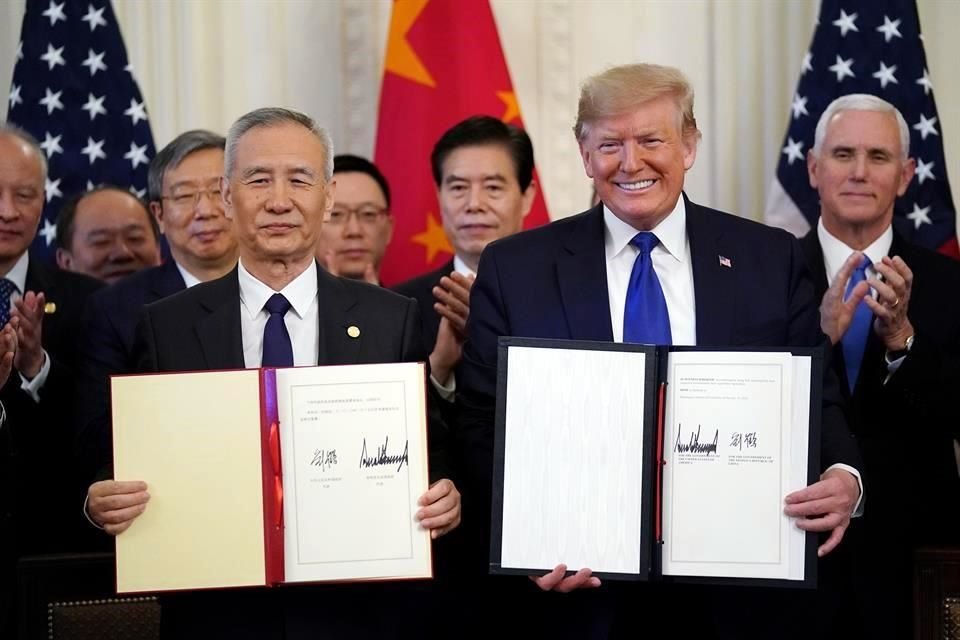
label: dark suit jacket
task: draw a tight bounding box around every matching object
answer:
[393,258,455,349]
[0,256,101,636]
[76,260,187,478]
[132,262,439,640]
[801,230,960,638]
[456,199,862,638]
[0,255,103,550]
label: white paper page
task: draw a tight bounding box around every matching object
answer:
[662,351,807,580]
[499,346,647,575]
[276,363,431,583]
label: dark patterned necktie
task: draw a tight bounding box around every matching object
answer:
[0,278,17,329]
[262,293,293,367]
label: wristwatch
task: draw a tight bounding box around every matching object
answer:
[886,334,914,361]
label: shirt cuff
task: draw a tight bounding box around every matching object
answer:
[883,351,906,384]
[826,462,864,517]
[18,349,50,402]
[430,372,456,402]
[82,493,104,530]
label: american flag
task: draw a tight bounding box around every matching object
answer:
[764,0,958,257]
[5,0,155,258]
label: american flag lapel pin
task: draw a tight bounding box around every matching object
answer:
[718,255,732,268]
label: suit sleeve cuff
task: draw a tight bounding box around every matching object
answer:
[18,349,50,402]
[826,462,864,517]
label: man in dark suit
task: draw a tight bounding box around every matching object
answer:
[457,63,863,638]
[85,108,461,639]
[800,94,960,640]
[394,116,537,388]
[0,124,103,638]
[76,129,236,479]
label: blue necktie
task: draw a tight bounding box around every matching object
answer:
[841,256,873,392]
[262,293,293,367]
[0,278,16,329]
[623,232,672,345]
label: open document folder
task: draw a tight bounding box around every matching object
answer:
[490,338,820,588]
[111,362,431,594]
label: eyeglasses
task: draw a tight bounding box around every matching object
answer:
[326,206,389,226]
[161,187,222,208]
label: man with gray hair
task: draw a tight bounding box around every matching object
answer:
[75,129,237,478]
[457,63,864,637]
[86,108,460,639]
[0,123,103,637]
[801,93,960,639]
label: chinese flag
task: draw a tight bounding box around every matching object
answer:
[374,0,551,286]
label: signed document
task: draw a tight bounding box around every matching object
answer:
[276,364,431,583]
[490,338,818,587]
[662,351,810,581]
[111,362,430,594]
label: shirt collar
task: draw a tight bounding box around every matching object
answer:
[174,261,202,289]
[817,218,892,281]
[3,252,29,294]
[603,196,687,263]
[453,255,476,277]
[237,258,318,320]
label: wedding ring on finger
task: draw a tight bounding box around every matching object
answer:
[890,296,900,309]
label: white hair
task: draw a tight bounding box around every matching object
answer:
[812,94,910,160]
[224,107,334,180]
[0,123,47,182]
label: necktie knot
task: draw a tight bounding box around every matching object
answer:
[854,255,872,275]
[264,293,291,316]
[630,231,660,255]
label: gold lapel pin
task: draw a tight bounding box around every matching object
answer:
[43,302,57,314]
[347,325,360,339]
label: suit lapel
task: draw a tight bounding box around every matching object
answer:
[316,263,361,365]
[556,206,614,341]
[194,268,245,369]
[686,200,737,346]
[149,260,187,302]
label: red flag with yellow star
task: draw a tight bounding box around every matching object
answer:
[374,0,550,285]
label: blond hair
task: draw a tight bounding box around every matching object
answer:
[573,64,700,142]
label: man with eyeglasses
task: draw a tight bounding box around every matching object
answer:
[316,155,393,285]
[55,186,162,284]
[75,129,238,481]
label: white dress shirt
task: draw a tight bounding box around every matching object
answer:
[174,262,203,289]
[237,258,319,368]
[605,198,696,345]
[453,255,477,278]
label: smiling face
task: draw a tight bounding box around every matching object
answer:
[808,108,915,245]
[579,94,697,231]
[58,189,161,283]
[222,122,333,272]
[437,144,535,267]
